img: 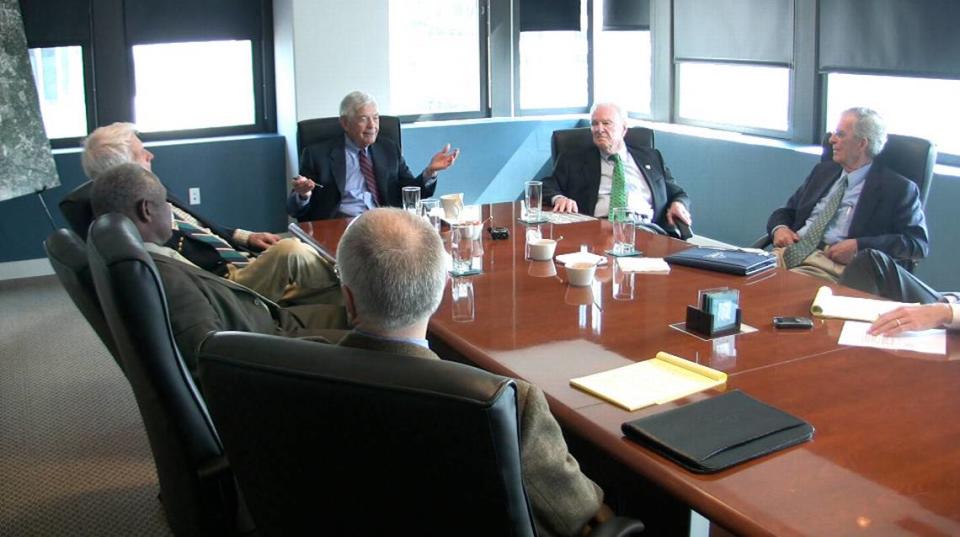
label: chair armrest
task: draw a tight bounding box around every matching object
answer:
[750,234,772,249]
[675,220,693,241]
[591,516,645,537]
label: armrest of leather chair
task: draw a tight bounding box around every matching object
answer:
[751,234,772,249]
[591,516,645,537]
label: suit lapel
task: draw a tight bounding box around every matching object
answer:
[331,140,347,196]
[629,146,662,212]
[848,164,881,237]
[583,150,602,213]
[369,142,389,204]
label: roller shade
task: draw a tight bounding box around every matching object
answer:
[674,0,793,63]
[820,0,960,77]
[124,0,262,45]
[603,0,649,31]
[519,0,580,32]
[19,0,90,46]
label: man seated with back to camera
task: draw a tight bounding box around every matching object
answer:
[83,122,340,306]
[541,102,692,235]
[765,107,928,283]
[287,90,459,220]
[89,163,348,376]
[334,207,612,537]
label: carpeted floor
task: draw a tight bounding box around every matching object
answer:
[0,275,173,536]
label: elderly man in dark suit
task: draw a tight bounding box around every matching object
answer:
[766,107,928,282]
[542,102,692,233]
[335,208,611,537]
[287,91,459,221]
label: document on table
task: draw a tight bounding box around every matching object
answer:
[839,321,946,355]
[544,211,597,224]
[616,257,670,274]
[570,352,727,411]
[810,286,908,322]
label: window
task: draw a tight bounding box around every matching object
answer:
[826,73,960,159]
[132,40,255,133]
[676,62,789,132]
[519,1,588,111]
[388,0,482,117]
[28,46,87,139]
[592,0,651,115]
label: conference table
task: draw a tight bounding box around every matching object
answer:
[299,201,960,537]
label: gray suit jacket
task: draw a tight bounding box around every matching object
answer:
[339,331,603,537]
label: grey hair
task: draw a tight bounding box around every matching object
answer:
[590,102,626,123]
[90,163,166,219]
[339,91,378,119]
[844,107,887,158]
[336,208,448,332]
[81,122,141,180]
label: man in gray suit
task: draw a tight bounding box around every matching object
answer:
[335,208,609,537]
[90,163,347,374]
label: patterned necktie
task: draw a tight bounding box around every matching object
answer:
[174,219,250,268]
[783,174,849,269]
[358,149,380,207]
[609,153,628,216]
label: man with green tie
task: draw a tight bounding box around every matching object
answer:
[542,102,692,233]
[766,107,928,282]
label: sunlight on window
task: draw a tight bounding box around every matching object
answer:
[677,62,789,131]
[520,31,588,110]
[133,40,254,132]
[594,30,651,114]
[389,0,480,115]
[29,46,87,139]
[827,73,960,157]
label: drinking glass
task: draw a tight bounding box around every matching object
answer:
[402,186,421,214]
[451,278,475,322]
[613,259,636,301]
[523,181,543,222]
[450,223,476,275]
[420,198,442,232]
[610,207,637,256]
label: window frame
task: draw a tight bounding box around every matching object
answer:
[26,40,96,150]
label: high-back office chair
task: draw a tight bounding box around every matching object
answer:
[198,332,645,537]
[59,181,97,240]
[752,133,937,270]
[550,126,654,167]
[86,213,243,537]
[296,115,402,158]
[44,228,122,371]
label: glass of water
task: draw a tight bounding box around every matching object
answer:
[402,186,421,214]
[420,198,442,232]
[610,207,637,256]
[450,223,476,275]
[523,180,542,222]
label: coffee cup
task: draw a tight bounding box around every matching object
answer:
[440,193,464,220]
[565,261,597,287]
[527,238,557,261]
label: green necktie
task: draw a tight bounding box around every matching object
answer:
[609,153,627,216]
[783,174,849,269]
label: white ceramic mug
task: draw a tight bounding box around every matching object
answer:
[565,261,597,287]
[527,238,557,261]
[440,193,464,220]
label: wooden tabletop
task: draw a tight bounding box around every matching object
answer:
[300,202,960,536]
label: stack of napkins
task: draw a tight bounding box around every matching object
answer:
[617,257,670,274]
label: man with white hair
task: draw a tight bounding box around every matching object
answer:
[766,107,928,282]
[287,90,459,220]
[82,122,340,306]
[542,102,692,233]
[335,208,610,537]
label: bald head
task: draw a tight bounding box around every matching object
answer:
[336,208,448,332]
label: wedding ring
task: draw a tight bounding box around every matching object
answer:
[895,319,902,327]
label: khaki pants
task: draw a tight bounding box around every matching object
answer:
[228,238,342,306]
[773,247,846,283]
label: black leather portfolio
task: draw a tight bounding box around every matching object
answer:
[664,247,776,276]
[621,390,814,473]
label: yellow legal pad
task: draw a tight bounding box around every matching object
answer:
[570,352,727,411]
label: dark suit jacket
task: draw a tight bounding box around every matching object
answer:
[287,136,438,221]
[541,144,690,230]
[339,331,603,537]
[767,161,929,261]
[150,251,347,374]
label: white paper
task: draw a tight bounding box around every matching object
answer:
[839,321,947,355]
[811,286,908,322]
[616,257,670,273]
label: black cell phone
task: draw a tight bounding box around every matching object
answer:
[488,226,509,240]
[773,316,814,329]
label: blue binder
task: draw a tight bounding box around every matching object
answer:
[664,247,776,276]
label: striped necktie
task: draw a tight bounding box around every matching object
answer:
[358,149,380,206]
[609,153,628,214]
[174,219,250,268]
[783,174,849,269]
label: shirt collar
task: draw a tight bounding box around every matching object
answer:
[844,161,872,188]
[601,143,629,161]
[344,135,365,155]
[354,329,430,349]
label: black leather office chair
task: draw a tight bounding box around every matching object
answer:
[87,213,244,537]
[751,133,937,270]
[550,126,654,167]
[296,115,402,158]
[198,332,645,537]
[44,228,121,370]
[59,181,96,240]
